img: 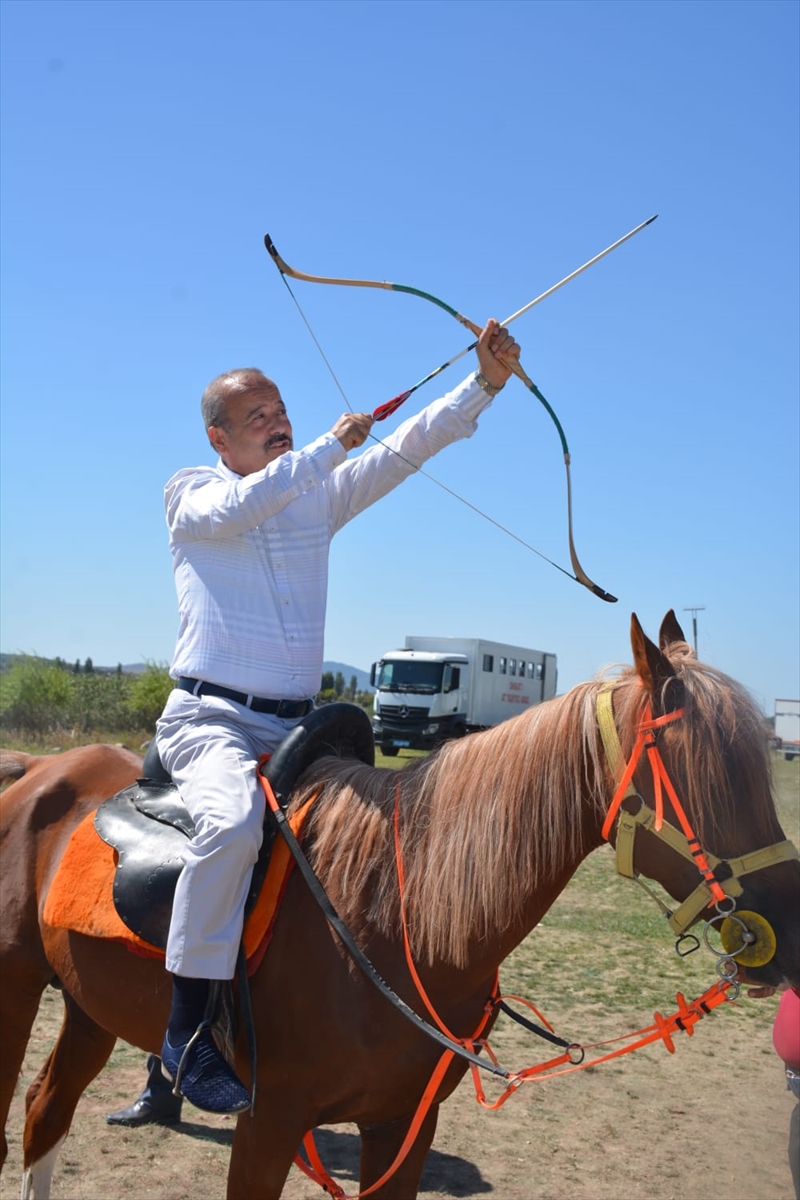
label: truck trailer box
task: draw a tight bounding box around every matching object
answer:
[371,636,557,754]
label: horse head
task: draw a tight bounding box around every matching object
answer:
[607,610,799,991]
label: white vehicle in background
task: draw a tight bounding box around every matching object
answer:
[370,636,557,756]
[774,699,800,761]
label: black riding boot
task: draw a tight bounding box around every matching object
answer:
[105,1054,183,1126]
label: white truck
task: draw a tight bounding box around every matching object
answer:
[370,636,557,756]
[774,699,800,761]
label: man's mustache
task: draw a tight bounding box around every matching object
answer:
[265,432,292,449]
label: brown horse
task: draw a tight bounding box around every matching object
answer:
[1,612,798,1200]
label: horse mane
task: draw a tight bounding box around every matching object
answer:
[294,643,778,968]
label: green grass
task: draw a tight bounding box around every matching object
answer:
[2,731,425,767]
[373,746,429,770]
[0,727,154,754]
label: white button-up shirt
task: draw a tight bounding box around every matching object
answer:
[165,375,492,698]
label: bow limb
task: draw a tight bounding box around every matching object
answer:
[265,235,479,334]
[264,235,617,603]
[489,357,618,603]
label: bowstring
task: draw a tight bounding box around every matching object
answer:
[276,272,354,413]
[275,270,578,583]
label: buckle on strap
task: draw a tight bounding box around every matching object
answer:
[274,699,311,718]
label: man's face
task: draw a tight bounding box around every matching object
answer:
[208,383,294,477]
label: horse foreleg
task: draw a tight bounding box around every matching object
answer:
[357,1105,440,1200]
[0,973,49,1173]
[20,991,116,1200]
[227,1099,310,1200]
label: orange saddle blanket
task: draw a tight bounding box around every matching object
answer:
[42,794,317,976]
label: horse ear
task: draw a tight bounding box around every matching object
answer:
[659,609,688,651]
[630,613,685,711]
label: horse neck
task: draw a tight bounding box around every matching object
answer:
[464,781,605,983]
[394,682,611,980]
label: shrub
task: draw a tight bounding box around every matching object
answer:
[0,656,75,734]
[68,670,131,733]
[127,662,174,730]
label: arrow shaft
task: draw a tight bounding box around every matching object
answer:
[499,215,658,328]
[374,215,659,420]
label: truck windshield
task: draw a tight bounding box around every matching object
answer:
[376,660,444,693]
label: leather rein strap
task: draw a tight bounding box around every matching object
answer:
[596,685,799,935]
[258,770,511,1081]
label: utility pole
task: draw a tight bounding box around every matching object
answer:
[683,606,706,657]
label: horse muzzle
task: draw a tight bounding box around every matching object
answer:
[713,900,800,992]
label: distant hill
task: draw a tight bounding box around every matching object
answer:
[0,653,373,693]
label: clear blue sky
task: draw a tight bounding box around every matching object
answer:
[1,0,798,714]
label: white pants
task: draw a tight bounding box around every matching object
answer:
[156,688,305,979]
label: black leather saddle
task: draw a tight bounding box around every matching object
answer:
[94,703,374,949]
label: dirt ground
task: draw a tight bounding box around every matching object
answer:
[2,979,796,1200]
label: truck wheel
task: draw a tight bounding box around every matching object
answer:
[451,724,467,739]
[381,745,399,757]
[786,752,796,762]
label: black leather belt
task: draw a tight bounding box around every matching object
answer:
[177,677,314,718]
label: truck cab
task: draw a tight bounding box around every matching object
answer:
[370,650,469,755]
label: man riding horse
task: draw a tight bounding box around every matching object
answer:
[135,320,521,1113]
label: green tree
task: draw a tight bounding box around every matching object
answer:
[84,657,94,674]
[320,671,334,692]
[68,670,131,732]
[0,655,75,734]
[127,662,174,730]
[334,671,345,698]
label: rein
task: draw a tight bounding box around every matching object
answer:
[284,772,736,1200]
[385,776,732,1104]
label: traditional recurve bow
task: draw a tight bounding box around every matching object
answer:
[264,217,657,603]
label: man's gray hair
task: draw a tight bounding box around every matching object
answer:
[200,368,272,430]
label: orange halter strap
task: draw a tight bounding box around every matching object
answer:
[596,685,798,937]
